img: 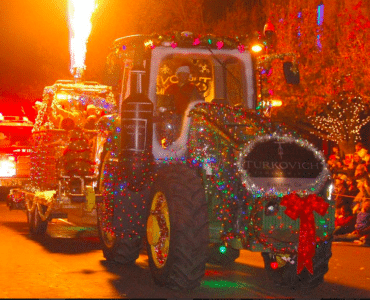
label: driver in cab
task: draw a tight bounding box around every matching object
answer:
[164,65,203,115]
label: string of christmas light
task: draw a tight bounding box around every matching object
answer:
[15,81,119,238]
[309,94,370,151]
[113,31,256,53]
[33,83,116,132]
[96,113,155,239]
[105,31,265,82]
[98,154,153,239]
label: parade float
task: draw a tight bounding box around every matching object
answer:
[7,0,117,235]
[95,31,335,290]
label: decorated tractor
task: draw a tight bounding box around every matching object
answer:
[96,33,335,290]
[8,80,116,236]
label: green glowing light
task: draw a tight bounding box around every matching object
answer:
[219,245,227,254]
[202,280,239,288]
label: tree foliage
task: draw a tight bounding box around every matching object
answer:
[123,0,207,34]
[265,1,370,153]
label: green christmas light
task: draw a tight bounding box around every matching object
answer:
[219,245,227,254]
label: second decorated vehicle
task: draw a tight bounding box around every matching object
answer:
[8,80,116,237]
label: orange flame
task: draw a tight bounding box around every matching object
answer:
[68,0,97,76]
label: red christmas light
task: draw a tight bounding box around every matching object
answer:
[270,262,278,269]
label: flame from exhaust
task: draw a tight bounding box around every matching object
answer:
[68,0,97,75]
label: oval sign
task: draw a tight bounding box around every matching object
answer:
[237,134,330,196]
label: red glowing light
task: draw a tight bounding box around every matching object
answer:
[193,38,201,46]
[238,44,245,53]
[216,41,224,50]
[270,262,279,269]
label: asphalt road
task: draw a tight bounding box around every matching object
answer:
[1,201,370,298]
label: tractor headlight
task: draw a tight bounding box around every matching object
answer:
[265,199,280,216]
[327,182,334,202]
[319,178,334,202]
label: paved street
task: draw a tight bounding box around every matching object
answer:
[0,201,370,298]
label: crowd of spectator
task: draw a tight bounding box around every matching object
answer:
[328,143,370,246]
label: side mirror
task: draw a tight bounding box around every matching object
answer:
[283,62,300,85]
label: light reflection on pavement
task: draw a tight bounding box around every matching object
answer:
[46,219,98,239]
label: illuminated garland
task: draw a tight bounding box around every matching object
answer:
[99,159,116,238]
[236,133,331,197]
[188,102,274,143]
[112,31,256,53]
[33,92,53,132]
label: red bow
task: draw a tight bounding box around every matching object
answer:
[281,193,329,274]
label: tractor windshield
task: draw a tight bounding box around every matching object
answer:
[151,49,252,113]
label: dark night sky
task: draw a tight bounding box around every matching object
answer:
[0,0,259,106]
[0,0,130,102]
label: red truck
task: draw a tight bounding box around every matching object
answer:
[0,113,33,206]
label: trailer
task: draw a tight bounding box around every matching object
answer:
[8,80,116,236]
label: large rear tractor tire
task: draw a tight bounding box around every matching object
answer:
[98,205,142,264]
[261,239,332,289]
[97,151,145,264]
[146,165,209,290]
[97,201,143,264]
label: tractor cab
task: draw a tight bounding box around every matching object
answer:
[105,34,256,159]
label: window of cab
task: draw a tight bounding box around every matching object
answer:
[155,53,247,108]
[156,55,214,103]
